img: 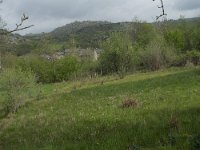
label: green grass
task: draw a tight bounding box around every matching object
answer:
[0,68,200,150]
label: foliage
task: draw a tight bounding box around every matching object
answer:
[99,32,135,78]
[1,53,18,68]
[164,18,200,52]
[17,55,80,83]
[78,60,99,78]
[54,56,80,81]
[186,50,200,65]
[129,21,156,48]
[139,38,176,70]
[171,50,200,67]
[0,67,36,114]
[17,55,55,83]
[15,41,36,56]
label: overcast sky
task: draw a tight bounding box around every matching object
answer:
[0,0,200,35]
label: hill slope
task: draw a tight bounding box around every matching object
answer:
[0,68,200,149]
[24,17,200,49]
[26,21,130,48]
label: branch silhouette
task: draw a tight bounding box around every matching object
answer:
[153,0,167,20]
[8,13,34,33]
[0,1,33,34]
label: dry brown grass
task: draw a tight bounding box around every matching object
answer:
[120,97,140,109]
[168,114,180,131]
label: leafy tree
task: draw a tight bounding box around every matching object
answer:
[99,32,135,78]
[130,22,156,48]
[164,29,185,52]
[55,56,80,81]
[139,37,176,70]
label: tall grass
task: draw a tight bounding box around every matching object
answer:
[0,68,200,150]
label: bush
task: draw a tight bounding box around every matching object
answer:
[17,55,55,83]
[1,53,18,68]
[78,60,98,78]
[0,67,36,114]
[17,55,80,83]
[186,50,200,65]
[99,32,136,78]
[139,38,176,71]
[172,50,200,67]
[54,56,80,81]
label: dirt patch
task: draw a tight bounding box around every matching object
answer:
[168,114,180,131]
[120,97,140,109]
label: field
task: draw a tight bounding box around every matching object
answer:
[0,67,200,150]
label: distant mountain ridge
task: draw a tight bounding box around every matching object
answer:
[24,17,200,48]
[25,17,200,36]
[25,21,131,48]
[51,21,111,36]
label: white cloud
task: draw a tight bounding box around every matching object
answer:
[0,0,199,35]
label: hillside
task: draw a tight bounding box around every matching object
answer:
[0,68,200,149]
[25,21,131,48]
[23,17,200,49]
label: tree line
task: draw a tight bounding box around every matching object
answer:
[0,18,200,115]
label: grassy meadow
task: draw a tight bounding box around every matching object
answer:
[0,67,200,150]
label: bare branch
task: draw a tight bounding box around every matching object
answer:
[0,1,34,35]
[8,13,34,33]
[153,0,167,20]
[8,25,34,33]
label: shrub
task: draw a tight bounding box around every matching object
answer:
[172,50,200,67]
[186,50,200,65]
[17,55,55,83]
[0,67,36,114]
[17,55,80,83]
[1,53,18,68]
[54,56,80,81]
[99,32,136,78]
[139,38,176,71]
[164,29,186,51]
[78,60,98,78]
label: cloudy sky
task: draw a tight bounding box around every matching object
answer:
[0,0,200,35]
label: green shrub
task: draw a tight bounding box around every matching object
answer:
[17,55,55,83]
[17,55,80,83]
[139,39,176,71]
[99,32,136,78]
[1,53,18,68]
[78,60,98,78]
[0,67,36,114]
[54,56,80,81]
[172,50,200,67]
[164,29,186,51]
[186,50,200,65]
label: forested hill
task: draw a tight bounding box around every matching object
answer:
[24,17,200,48]
[25,21,131,48]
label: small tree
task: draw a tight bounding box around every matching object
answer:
[139,38,176,71]
[0,67,36,115]
[99,32,135,78]
[55,56,80,81]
